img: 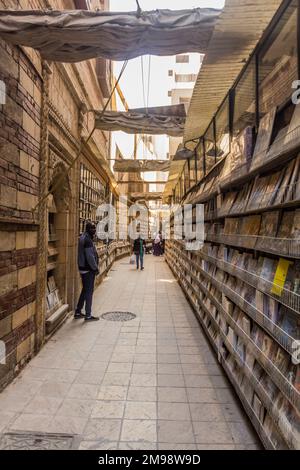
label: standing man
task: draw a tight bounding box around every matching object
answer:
[133,235,146,271]
[75,222,100,321]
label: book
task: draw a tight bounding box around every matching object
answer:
[278,307,300,338]
[283,260,300,295]
[258,257,277,293]
[47,276,56,292]
[286,154,300,201]
[273,159,295,205]
[260,170,284,207]
[252,107,277,168]
[260,374,278,401]
[256,211,280,251]
[253,393,264,422]
[273,346,289,375]
[224,218,240,235]
[291,209,300,239]
[247,175,270,210]
[236,337,246,362]
[245,348,255,370]
[261,333,274,359]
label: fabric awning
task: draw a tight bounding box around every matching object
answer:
[131,192,163,201]
[95,108,185,137]
[0,8,221,62]
[114,160,170,173]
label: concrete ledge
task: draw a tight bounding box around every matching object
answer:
[45,304,69,336]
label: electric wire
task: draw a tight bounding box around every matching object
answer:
[32,59,129,214]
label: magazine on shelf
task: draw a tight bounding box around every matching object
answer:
[291,209,300,239]
[273,159,295,205]
[260,373,279,401]
[251,325,264,349]
[245,348,256,370]
[273,346,289,375]
[252,360,264,381]
[47,276,56,292]
[265,297,280,324]
[283,260,300,295]
[286,154,300,202]
[256,211,280,251]
[236,337,246,362]
[253,393,265,422]
[278,307,300,338]
[261,334,275,359]
[252,107,277,168]
[260,170,285,207]
[258,257,277,292]
[247,175,270,210]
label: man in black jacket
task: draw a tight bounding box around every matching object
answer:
[74,222,99,321]
[133,235,146,271]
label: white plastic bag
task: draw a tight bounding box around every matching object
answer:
[129,254,135,265]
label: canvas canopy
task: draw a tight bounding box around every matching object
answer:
[130,192,163,201]
[0,8,220,63]
[114,160,170,173]
[95,109,185,137]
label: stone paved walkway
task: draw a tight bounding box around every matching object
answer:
[0,256,260,450]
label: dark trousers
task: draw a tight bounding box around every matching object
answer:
[136,253,144,269]
[76,271,96,317]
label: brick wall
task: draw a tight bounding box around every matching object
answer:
[0,0,113,391]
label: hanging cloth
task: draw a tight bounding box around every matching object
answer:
[0,8,221,62]
[95,108,186,137]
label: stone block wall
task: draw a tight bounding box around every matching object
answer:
[0,0,115,390]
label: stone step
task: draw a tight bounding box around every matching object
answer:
[45,304,69,336]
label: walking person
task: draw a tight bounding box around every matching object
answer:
[133,235,146,271]
[153,231,162,257]
[74,222,100,321]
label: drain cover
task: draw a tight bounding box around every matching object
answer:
[0,432,75,450]
[101,311,136,322]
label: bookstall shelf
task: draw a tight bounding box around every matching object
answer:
[169,241,297,356]
[165,242,300,449]
[166,254,286,450]
[169,0,300,451]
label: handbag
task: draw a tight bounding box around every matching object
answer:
[129,254,135,265]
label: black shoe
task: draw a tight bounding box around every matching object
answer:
[85,316,99,322]
[74,313,85,319]
[141,267,144,271]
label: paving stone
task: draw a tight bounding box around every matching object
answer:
[158,402,191,421]
[157,421,195,444]
[121,420,157,443]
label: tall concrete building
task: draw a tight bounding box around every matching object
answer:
[168,54,202,159]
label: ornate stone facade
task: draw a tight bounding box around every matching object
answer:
[0,0,117,390]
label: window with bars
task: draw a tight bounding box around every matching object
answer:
[79,163,106,234]
[176,55,189,63]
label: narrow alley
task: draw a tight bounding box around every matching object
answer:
[0,257,259,450]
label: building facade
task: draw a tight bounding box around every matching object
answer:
[0,0,128,391]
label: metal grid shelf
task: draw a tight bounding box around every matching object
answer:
[166,247,298,449]
[206,233,300,259]
[166,242,300,410]
[192,248,300,315]
[172,242,298,357]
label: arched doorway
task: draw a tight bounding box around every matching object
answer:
[45,160,71,334]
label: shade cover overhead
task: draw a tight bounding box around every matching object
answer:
[95,108,185,137]
[0,8,221,63]
[131,192,163,201]
[114,160,170,173]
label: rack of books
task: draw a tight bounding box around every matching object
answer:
[46,211,70,335]
[95,241,131,284]
[166,109,300,452]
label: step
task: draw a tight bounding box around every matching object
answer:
[45,304,69,336]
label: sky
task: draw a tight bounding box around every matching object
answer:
[110,0,225,165]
